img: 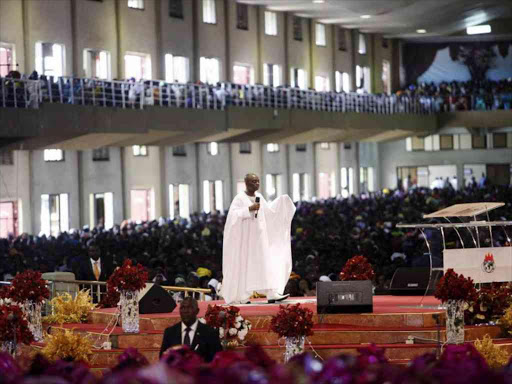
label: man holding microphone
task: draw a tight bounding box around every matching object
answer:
[221,173,296,304]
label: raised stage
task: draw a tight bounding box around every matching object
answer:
[34,296,512,375]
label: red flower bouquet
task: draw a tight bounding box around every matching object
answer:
[339,255,375,281]
[8,270,50,304]
[270,304,314,338]
[435,269,477,303]
[98,285,121,309]
[204,305,252,341]
[0,304,34,345]
[107,260,148,292]
[466,283,512,325]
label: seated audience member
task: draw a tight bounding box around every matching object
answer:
[159,297,222,362]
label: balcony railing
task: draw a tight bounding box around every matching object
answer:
[2,75,510,114]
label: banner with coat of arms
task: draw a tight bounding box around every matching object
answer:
[443,247,512,283]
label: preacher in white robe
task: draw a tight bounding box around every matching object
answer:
[221,186,296,304]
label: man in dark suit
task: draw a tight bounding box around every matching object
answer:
[74,239,113,282]
[73,239,113,303]
[159,297,222,362]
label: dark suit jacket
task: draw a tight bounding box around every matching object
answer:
[74,256,113,282]
[159,321,223,362]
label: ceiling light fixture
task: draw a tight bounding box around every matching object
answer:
[416,29,427,34]
[360,15,371,19]
[313,0,325,3]
[466,25,491,35]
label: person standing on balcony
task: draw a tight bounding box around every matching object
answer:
[221,173,296,304]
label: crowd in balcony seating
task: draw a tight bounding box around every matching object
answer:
[397,79,512,111]
[0,182,510,299]
[3,70,512,113]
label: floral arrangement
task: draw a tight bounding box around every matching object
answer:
[434,269,477,303]
[474,334,509,369]
[270,304,314,338]
[111,347,149,372]
[43,290,96,324]
[41,328,92,363]
[339,255,375,281]
[98,285,121,308]
[465,283,512,325]
[7,270,50,304]
[203,305,252,341]
[0,343,510,384]
[0,303,34,345]
[498,303,512,336]
[107,259,148,292]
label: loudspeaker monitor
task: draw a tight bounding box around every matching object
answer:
[136,283,177,314]
[317,281,373,314]
[389,267,443,296]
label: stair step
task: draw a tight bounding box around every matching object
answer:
[52,323,501,349]
[29,339,512,367]
[89,310,446,331]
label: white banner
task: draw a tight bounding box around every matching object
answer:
[444,247,512,283]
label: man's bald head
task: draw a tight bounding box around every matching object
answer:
[244,173,258,182]
[244,173,260,195]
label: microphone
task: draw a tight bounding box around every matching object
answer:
[255,197,260,218]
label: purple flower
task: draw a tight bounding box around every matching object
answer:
[112,347,149,372]
[0,352,22,384]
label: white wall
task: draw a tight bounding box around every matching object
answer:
[80,148,124,227]
[164,144,198,214]
[30,150,80,233]
[197,143,231,213]
[262,143,289,197]
[378,138,512,189]
[0,151,31,234]
[230,142,262,197]
[123,146,163,220]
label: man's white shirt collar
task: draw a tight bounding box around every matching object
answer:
[181,320,199,333]
[181,320,199,345]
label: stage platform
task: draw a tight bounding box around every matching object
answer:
[90,295,448,330]
[31,296,512,374]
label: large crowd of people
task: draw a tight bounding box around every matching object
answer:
[1,182,510,299]
[3,70,512,113]
[397,79,512,111]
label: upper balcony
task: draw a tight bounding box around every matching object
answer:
[1,75,511,150]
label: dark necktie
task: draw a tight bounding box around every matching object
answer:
[184,327,191,346]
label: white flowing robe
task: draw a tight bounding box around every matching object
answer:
[221,192,296,304]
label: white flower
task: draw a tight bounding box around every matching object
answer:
[236,316,243,322]
[235,321,241,328]
[239,328,248,340]
[198,317,206,324]
[219,328,224,338]
[0,298,12,305]
[229,328,237,336]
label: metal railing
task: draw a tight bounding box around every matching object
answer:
[4,75,511,114]
[0,279,213,308]
[1,75,444,114]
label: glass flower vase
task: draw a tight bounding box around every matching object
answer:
[1,340,17,357]
[284,336,305,363]
[22,300,43,342]
[119,290,139,333]
[446,299,465,344]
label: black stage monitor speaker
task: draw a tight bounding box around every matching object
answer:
[137,283,177,314]
[389,267,443,296]
[317,281,373,314]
